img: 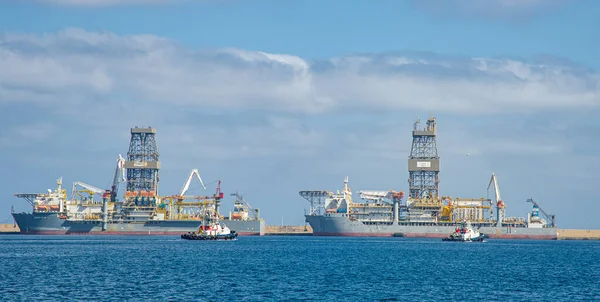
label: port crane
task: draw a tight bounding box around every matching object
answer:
[526,198,555,228]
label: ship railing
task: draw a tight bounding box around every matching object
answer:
[351,211,394,214]
[408,205,444,209]
[67,217,102,221]
[175,214,204,220]
[351,204,393,208]
[124,213,154,217]
[122,206,158,211]
[452,205,491,209]
[80,203,103,207]
[360,220,394,223]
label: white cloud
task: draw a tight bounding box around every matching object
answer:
[0,28,597,170]
[1,29,599,229]
[0,28,598,115]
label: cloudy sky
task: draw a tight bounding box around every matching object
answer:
[1,0,598,228]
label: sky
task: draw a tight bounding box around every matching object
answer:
[0,0,599,229]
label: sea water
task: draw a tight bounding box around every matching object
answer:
[0,235,598,301]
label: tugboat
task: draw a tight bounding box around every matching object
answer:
[442,220,486,242]
[181,213,238,241]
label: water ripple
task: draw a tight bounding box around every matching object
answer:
[0,235,598,301]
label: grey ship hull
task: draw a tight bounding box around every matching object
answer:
[12,212,265,236]
[306,214,557,239]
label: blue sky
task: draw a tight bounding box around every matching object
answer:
[0,0,599,228]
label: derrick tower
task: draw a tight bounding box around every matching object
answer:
[124,127,161,194]
[408,115,440,199]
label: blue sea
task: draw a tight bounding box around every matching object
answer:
[1,235,598,301]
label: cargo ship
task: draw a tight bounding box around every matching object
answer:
[12,177,265,235]
[300,116,557,240]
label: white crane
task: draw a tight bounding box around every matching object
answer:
[71,181,105,200]
[114,154,126,184]
[72,181,104,195]
[109,154,127,202]
[358,190,392,202]
[487,172,506,226]
[179,169,206,196]
[487,173,502,204]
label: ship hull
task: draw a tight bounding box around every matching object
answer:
[12,212,265,236]
[305,214,557,240]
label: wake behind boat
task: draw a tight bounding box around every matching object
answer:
[442,221,486,242]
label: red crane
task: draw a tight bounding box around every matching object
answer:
[215,180,224,200]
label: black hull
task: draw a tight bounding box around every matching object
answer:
[442,234,487,242]
[181,232,238,240]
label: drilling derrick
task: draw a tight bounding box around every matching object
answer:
[124,127,161,195]
[408,115,440,200]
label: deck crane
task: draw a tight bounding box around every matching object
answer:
[357,190,405,203]
[230,191,258,219]
[487,173,505,227]
[110,154,126,202]
[358,190,392,203]
[71,181,105,201]
[357,189,405,224]
[526,198,555,227]
[179,169,206,196]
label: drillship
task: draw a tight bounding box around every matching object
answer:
[12,176,265,236]
[300,116,557,239]
[11,127,265,236]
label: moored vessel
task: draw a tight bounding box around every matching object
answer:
[302,176,557,239]
[299,116,557,240]
[11,177,264,236]
[11,127,266,236]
